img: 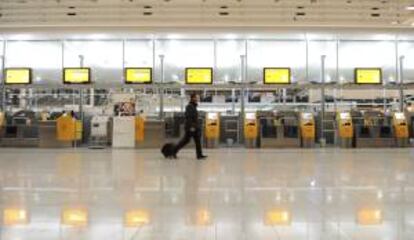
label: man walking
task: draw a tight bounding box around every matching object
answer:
[173,93,207,160]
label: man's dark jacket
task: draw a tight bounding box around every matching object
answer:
[184,101,199,131]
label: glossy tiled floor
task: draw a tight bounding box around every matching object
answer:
[0,148,413,240]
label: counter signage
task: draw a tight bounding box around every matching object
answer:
[5,68,32,85]
[355,68,382,84]
[264,68,291,84]
[125,68,152,84]
[63,68,91,84]
[186,68,213,84]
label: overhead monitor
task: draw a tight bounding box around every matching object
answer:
[5,68,32,85]
[63,68,91,84]
[125,68,152,84]
[185,68,213,84]
[264,68,291,84]
[355,68,382,84]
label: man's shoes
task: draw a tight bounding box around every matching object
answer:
[197,155,207,160]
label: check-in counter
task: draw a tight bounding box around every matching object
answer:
[392,112,409,147]
[337,112,353,148]
[259,111,300,148]
[39,120,71,148]
[204,112,220,148]
[300,112,316,148]
[112,116,135,148]
[244,112,258,148]
[354,111,394,148]
[220,114,240,146]
[135,118,165,149]
[0,112,39,147]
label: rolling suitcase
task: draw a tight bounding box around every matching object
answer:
[161,143,176,159]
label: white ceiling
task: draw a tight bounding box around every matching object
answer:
[0,0,413,28]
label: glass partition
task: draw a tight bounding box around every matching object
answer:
[63,40,123,86]
[5,40,61,86]
[398,41,414,84]
[247,40,307,84]
[308,40,337,83]
[215,40,245,84]
[155,39,214,84]
[338,40,396,84]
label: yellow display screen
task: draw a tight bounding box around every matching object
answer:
[125,68,152,84]
[264,68,291,84]
[186,68,213,84]
[5,68,32,85]
[355,68,382,84]
[64,68,91,84]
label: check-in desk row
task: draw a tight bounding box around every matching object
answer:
[336,111,410,148]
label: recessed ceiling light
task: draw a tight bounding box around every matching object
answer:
[406,5,414,10]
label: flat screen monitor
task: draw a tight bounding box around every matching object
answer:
[355,68,382,84]
[301,113,313,120]
[207,113,219,120]
[125,68,152,84]
[63,68,91,84]
[5,68,32,85]
[185,68,213,84]
[245,112,257,120]
[394,112,405,120]
[340,112,351,120]
[264,68,291,84]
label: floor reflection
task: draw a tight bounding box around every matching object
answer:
[0,148,413,239]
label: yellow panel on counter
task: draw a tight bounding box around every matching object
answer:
[57,116,83,141]
[337,112,353,138]
[244,113,258,140]
[205,113,220,139]
[186,68,213,84]
[300,113,315,139]
[393,112,409,138]
[135,116,145,142]
[5,68,31,85]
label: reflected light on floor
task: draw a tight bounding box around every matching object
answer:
[357,208,383,225]
[62,208,88,227]
[264,209,291,226]
[3,208,29,226]
[124,210,150,227]
[194,209,212,226]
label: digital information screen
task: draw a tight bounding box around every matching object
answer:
[355,68,382,84]
[63,68,91,84]
[264,68,291,84]
[185,68,213,84]
[125,68,152,84]
[5,68,32,85]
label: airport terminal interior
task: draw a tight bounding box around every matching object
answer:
[1,0,414,239]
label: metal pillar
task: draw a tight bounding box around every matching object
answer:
[320,55,326,144]
[78,55,85,122]
[159,55,165,120]
[399,56,405,112]
[0,55,5,111]
[240,55,246,144]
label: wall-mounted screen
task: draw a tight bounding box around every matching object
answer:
[264,68,291,84]
[5,68,32,85]
[125,68,152,84]
[63,68,91,84]
[185,68,213,84]
[355,68,382,84]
